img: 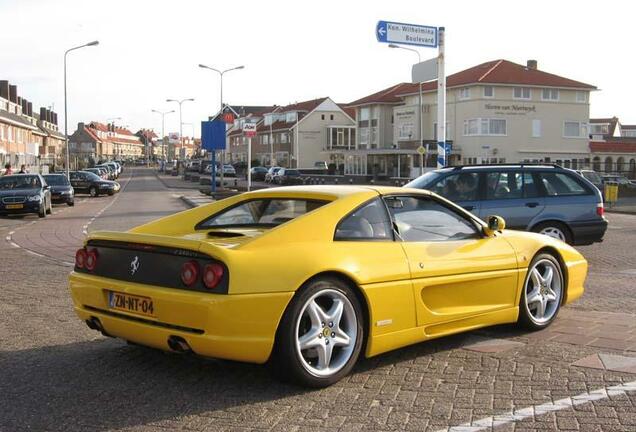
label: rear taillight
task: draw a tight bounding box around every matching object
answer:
[75,248,87,269]
[596,203,604,217]
[203,263,224,289]
[180,260,199,286]
[85,249,98,271]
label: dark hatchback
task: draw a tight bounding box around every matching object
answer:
[0,174,52,217]
[273,168,303,185]
[406,164,608,245]
[69,171,119,197]
[43,174,75,206]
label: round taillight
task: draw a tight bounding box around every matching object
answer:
[85,249,98,271]
[180,260,199,286]
[75,248,87,269]
[203,263,224,289]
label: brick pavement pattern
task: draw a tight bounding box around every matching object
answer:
[1,168,635,431]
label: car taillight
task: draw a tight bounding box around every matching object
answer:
[85,249,98,271]
[75,248,87,269]
[180,260,199,286]
[596,203,604,217]
[203,263,224,289]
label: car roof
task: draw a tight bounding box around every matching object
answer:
[245,185,430,199]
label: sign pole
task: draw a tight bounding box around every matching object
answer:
[211,150,216,194]
[436,27,446,168]
[247,137,252,192]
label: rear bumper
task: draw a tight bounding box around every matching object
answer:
[569,218,608,245]
[69,272,293,364]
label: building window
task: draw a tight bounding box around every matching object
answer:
[624,130,636,137]
[575,91,587,103]
[532,119,541,138]
[463,118,506,136]
[590,124,609,135]
[321,114,325,120]
[330,114,334,121]
[564,121,587,138]
[513,87,531,100]
[458,87,470,100]
[281,133,288,143]
[285,112,297,123]
[483,86,494,98]
[398,122,415,141]
[541,88,559,101]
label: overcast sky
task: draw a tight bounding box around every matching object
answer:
[1,0,634,137]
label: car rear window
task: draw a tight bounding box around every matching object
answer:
[197,198,328,229]
[540,172,590,196]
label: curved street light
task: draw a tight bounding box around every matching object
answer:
[166,98,195,160]
[152,109,175,162]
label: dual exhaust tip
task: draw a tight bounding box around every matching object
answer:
[85,317,192,354]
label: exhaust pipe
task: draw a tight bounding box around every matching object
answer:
[85,316,113,337]
[167,335,192,353]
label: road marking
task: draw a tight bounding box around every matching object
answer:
[436,380,636,432]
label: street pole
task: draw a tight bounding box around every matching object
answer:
[151,110,174,167]
[247,136,252,191]
[64,40,99,178]
[166,98,194,174]
[198,64,244,191]
[436,27,446,168]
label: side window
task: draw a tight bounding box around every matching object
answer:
[335,198,393,240]
[485,171,539,199]
[429,172,479,201]
[385,196,479,242]
[540,172,589,196]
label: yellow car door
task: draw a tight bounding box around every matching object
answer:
[383,195,519,333]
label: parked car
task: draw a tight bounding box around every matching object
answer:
[248,166,268,181]
[43,174,74,206]
[273,168,302,185]
[265,167,282,183]
[602,174,636,188]
[95,164,117,180]
[0,174,52,218]
[69,171,119,197]
[314,161,328,169]
[406,164,607,245]
[576,169,604,191]
[203,163,237,177]
[84,167,109,180]
[70,185,588,387]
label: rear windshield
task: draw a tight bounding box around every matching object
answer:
[197,198,328,229]
[43,175,70,186]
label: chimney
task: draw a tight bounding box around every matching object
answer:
[0,80,8,99]
[52,112,57,125]
[46,109,52,123]
[78,122,85,131]
[21,98,28,114]
[9,85,17,103]
[527,59,538,70]
[27,102,32,117]
[40,107,47,121]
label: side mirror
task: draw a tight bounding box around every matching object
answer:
[484,215,506,236]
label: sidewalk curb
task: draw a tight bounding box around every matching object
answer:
[155,171,201,190]
[605,209,636,215]
[180,196,199,208]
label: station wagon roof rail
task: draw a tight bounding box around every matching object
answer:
[451,163,564,170]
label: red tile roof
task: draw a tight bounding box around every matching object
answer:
[348,83,412,106]
[395,59,596,97]
[338,104,356,120]
[278,97,328,113]
[590,140,636,153]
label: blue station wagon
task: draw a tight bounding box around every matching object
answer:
[406,164,607,245]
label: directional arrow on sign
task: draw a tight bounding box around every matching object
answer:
[376,21,387,42]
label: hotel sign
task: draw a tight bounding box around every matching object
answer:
[485,103,537,116]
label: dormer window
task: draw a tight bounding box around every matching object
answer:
[286,112,298,123]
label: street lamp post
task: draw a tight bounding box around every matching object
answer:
[166,98,194,172]
[152,109,175,163]
[389,43,424,175]
[64,40,99,178]
[198,64,244,190]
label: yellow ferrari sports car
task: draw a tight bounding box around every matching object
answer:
[69,185,587,387]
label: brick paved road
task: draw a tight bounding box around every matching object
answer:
[1,167,634,431]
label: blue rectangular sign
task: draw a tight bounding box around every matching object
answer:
[376,20,437,48]
[201,120,226,150]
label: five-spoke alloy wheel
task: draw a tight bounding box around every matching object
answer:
[518,253,564,330]
[274,277,364,387]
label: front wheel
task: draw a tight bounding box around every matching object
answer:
[89,186,98,197]
[46,199,52,214]
[67,200,75,207]
[273,278,364,387]
[38,203,46,218]
[518,253,564,330]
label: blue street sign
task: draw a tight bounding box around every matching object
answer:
[376,20,438,48]
[201,120,226,150]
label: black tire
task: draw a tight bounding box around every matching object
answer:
[38,203,46,218]
[89,186,98,197]
[46,199,52,214]
[531,221,573,244]
[518,253,564,331]
[108,190,114,196]
[67,200,75,207]
[272,277,364,388]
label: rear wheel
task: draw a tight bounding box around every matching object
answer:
[518,253,564,330]
[532,221,572,244]
[273,277,364,387]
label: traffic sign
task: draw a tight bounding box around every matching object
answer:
[376,20,437,48]
[201,120,226,150]
[243,123,257,138]
[417,145,426,155]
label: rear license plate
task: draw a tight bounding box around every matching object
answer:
[6,204,23,209]
[108,291,155,317]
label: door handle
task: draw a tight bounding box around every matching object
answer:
[525,202,539,208]
[462,205,474,211]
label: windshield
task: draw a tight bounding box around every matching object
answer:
[0,175,41,189]
[404,171,443,189]
[43,175,70,186]
[198,198,328,228]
